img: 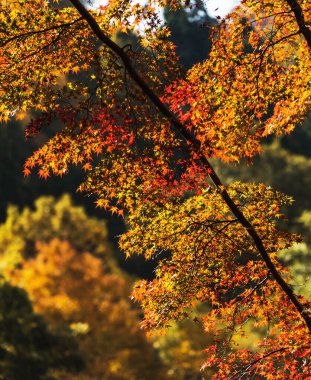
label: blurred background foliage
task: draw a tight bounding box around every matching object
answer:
[0,197,168,379]
[0,281,83,380]
[0,3,310,379]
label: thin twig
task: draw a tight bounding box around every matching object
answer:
[0,18,83,48]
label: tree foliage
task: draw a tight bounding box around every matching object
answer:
[7,239,166,380]
[0,196,167,379]
[0,194,114,270]
[1,0,311,377]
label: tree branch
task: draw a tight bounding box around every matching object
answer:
[0,18,83,48]
[228,347,288,379]
[285,0,311,49]
[68,0,311,332]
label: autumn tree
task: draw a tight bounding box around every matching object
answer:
[1,0,311,377]
[0,194,115,270]
[0,196,168,379]
[6,239,166,379]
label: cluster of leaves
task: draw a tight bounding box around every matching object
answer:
[1,0,311,377]
[165,0,311,161]
[0,0,94,123]
[121,182,311,377]
[214,137,311,304]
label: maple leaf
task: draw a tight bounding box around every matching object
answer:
[23,167,31,177]
[71,65,80,73]
[110,206,118,215]
[82,162,92,171]
[38,169,49,180]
